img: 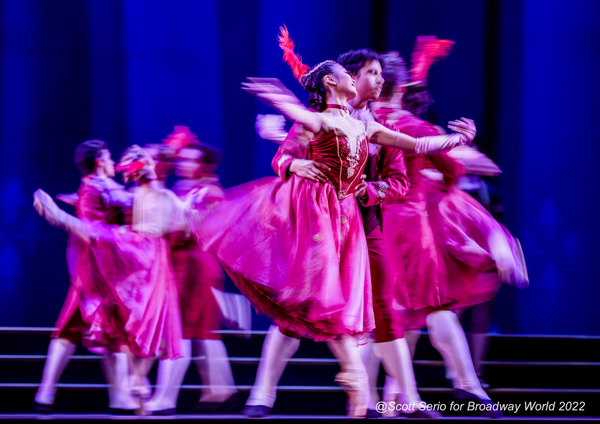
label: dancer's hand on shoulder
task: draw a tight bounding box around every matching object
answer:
[289,159,330,183]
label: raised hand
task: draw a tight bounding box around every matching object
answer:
[242,78,302,109]
[242,78,321,133]
[255,114,288,143]
[448,118,476,145]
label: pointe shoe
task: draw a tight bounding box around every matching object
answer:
[334,369,368,418]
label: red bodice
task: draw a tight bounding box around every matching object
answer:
[308,126,369,200]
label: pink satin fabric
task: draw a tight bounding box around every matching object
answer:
[374,110,514,330]
[170,178,224,340]
[189,129,374,341]
[74,222,183,359]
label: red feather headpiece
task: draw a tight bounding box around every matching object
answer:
[410,36,454,84]
[278,25,310,83]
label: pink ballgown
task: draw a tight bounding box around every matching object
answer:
[188,126,375,341]
[372,108,526,330]
[69,183,184,358]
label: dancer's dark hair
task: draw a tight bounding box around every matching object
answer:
[74,139,108,176]
[337,49,383,76]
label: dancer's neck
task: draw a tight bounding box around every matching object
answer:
[324,93,349,115]
[348,95,369,112]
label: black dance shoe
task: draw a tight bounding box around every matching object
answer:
[365,408,381,418]
[108,407,137,416]
[403,408,443,419]
[241,404,272,417]
[151,407,177,416]
[454,388,503,419]
[194,392,245,414]
[32,401,53,414]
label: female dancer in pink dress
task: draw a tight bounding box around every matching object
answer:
[33,145,185,405]
[186,27,475,417]
[34,140,140,413]
[370,41,526,418]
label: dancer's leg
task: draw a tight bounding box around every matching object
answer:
[377,338,422,410]
[426,310,489,399]
[107,350,140,410]
[404,329,421,359]
[468,301,492,378]
[35,338,77,405]
[358,339,381,411]
[327,335,369,418]
[245,325,300,408]
[194,339,237,403]
[144,339,192,412]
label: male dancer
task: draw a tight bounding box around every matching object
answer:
[243,49,438,419]
[370,47,503,419]
[34,139,138,413]
[143,128,240,415]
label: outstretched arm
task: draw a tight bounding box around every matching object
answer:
[368,118,476,154]
[242,78,323,134]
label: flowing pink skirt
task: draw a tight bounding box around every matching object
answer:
[426,180,527,291]
[52,285,88,344]
[67,224,183,358]
[383,181,526,330]
[171,237,223,340]
[188,175,374,341]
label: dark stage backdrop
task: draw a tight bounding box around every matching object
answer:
[0,0,598,334]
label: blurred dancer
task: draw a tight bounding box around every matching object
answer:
[246,47,442,419]
[249,46,473,418]
[143,143,176,188]
[370,40,526,418]
[33,140,139,413]
[339,48,439,419]
[189,27,475,418]
[33,145,186,409]
[448,147,507,388]
[143,127,239,414]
